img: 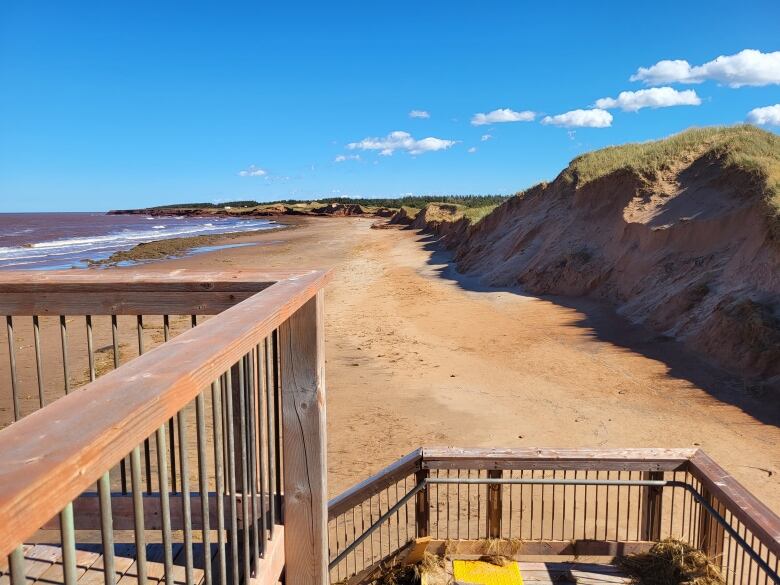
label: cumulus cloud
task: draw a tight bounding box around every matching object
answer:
[471,108,535,126]
[595,87,701,112]
[541,109,613,128]
[631,49,780,88]
[334,154,360,162]
[747,104,780,126]
[481,134,492,141]
[409,110,430,119]
[347,130,456,156]
[238,164,267,177]
[467,147,477,153]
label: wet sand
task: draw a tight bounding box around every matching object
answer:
[2,216,778,511]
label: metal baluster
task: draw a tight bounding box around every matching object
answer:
[98,472,115,585]
[254,345,267,557]
[271,330,282,498]
[224,369,240,585]
[178,406,194,585]
[130,446,148,585]
[6,316,20,420]
[238,357,251,584]
[264,339,276,536]
[9,546,25,585]
[60,315,70,394]
[86,315,95,382]
[196,392,212,585]
[156,426,174,585]
[60,502,77,585]
[138,316,153,493]
[212,380,228,585]
[33,315,45,407]
[112,315,128,494]
[246,350,260,570]
[163,316,177,495]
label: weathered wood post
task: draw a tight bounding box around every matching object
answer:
[415,469,430,537]
[280,290,328,584]
[641,471,663,542]
[487,469,503,538]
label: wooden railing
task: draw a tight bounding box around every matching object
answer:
[0,269,332,585]
[327,448,780,585]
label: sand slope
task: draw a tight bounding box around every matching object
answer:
[453,147,780,385]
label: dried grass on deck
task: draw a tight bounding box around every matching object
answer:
[619,539,724,585]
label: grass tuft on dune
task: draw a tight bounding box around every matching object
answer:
[561,125,780,218]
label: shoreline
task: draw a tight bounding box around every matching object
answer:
[86,220,295,267]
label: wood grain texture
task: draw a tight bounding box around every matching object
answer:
[0,292,257,315]
[249,525,285,585]
[688,450,780,557]
[0,270,331,558]
[280,290,328,585]
[0,269,313,291]
[327,449,422,519]
[421,447,695,471]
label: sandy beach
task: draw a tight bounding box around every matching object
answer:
[124,217,780,509]
[3,216,779,511]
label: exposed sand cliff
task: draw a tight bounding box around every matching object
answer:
[398,126,780,384]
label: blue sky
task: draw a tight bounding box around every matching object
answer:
[1,1,779,212]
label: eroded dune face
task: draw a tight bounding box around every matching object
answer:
[453,152,780,383]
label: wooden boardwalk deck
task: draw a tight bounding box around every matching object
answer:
[513,561,632,584]
[0,544,216,585]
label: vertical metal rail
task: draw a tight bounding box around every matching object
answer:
[112,315,128,494]
[9,546,25,585]
[60,315,70,395]
[195,392,212,585]
[224,369,240,585]
[130,446,148,585]
[212,380,228,585]
[60,503,77,585]
[86,315,96,382]
[163,315,178,495]
[32,315,45,408]
[246,350,260,570]
[156,426,174,585]
[264,338,276,536]
[97,472,115,585]
[254,344,267,559]
[271,330,282,499]
[5,316,19,421]
[138,316,153,494]
[177,406,194,585]
[237,357,251,585]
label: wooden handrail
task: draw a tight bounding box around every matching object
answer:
[688,450,780,557]
[420,447,696,471]
[327,449,422,519]
[0,269,331,558]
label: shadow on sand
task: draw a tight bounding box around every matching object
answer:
[411,229,780,429]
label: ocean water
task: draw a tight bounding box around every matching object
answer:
[0,212,279,270]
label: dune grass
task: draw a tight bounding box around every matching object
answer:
[563,125,780,216]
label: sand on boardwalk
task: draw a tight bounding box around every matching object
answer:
[1,216,778,512]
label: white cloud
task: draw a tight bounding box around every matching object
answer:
[347,130,456,156]
[541,109,613,128]
[481,134,492,141]
[238,164,267,177]
[471,108,535,126]
[409,110,430,119]
[467,147,477,153]
[334,154,360,162]
[595,87,701,112]
[747,104,780,126]
[631,49,780,88]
